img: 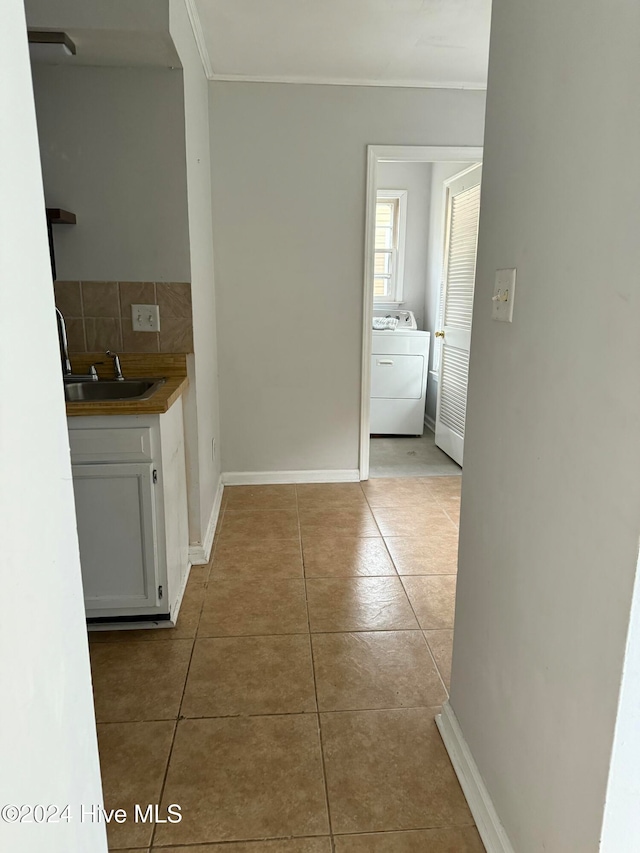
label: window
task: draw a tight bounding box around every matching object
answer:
[374,190,407,304]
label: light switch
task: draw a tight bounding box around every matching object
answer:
[131,304,160,332]
[492,269,516,322]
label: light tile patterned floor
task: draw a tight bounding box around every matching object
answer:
[89,477,483,852]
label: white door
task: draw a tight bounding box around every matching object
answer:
[72,462,160,613]
[435,164,482,465]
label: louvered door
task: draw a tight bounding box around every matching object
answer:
[435,165,482,466]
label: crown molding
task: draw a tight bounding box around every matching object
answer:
[184,0,213,78]
[208,72,487,90]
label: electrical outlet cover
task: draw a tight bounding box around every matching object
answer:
[131,304,160,332]
[492,269,516,322]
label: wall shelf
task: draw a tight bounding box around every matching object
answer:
[46,209,76,281]
[46,208,76,225]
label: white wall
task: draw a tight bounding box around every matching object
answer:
[25,0,176,69]
[424,161,474,424]
[377,161,432,329]
[210,82,486,474]
[0,4,106,851]
[170,0,222,546]
[31,64,190,282]
[601,549,640,850]
[26,0,169,33]
[30,7,221,553]
[449,0,640,850]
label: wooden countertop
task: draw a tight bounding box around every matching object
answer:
[65,353,188,417]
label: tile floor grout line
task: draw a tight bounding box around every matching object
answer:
[178,703,449,719]
[360,483,450,544]
[442,507,460,529]
[382,533,458,540]
[146,715,178,851]
[297,485,336,848]
[360,479,456,695]
[148,834,338,849]
[377,504,405,577]
[397,573,420,621]
[146,819,478,848]
[148,543,212,850]
[420,627,450,698]
[97,703,456,729]
[361,483,380,545]
[360,485,424,636]
[301,570,455,579]
[93,624,456,645]
[147,824,477,850]
[362,489,459,533]
[223,507,301,514]
[328,819,479,838]
[203,570,458,582]
[195,626,435,638]
[201,491,227,586]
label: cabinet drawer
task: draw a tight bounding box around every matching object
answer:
[69,427,152,464]
[371,354,424,400]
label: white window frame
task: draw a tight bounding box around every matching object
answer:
[374,189,407,306]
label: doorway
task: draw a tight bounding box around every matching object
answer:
[360,146,483,481]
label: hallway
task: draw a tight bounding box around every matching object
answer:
[89,477,483,851]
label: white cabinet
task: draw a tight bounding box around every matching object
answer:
[72,462,160,612]
[67,402,189,625]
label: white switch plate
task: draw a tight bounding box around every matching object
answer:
[131,304,160,332]
[492,268,516,322]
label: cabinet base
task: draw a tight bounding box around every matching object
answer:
[88,612,171,627]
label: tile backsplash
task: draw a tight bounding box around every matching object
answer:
[54,281,193,354]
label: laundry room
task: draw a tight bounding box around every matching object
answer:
[368,157,480,478]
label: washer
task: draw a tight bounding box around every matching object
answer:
[370,311,430,435]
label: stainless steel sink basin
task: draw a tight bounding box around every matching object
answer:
[64,378,165,403]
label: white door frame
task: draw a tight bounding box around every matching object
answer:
[360,145,483,480]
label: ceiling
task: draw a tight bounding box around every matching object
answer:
[192,0,491,88]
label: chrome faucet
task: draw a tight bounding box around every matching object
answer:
[106,350,125,381]
[55,307,72,376]
[55,308,99,381]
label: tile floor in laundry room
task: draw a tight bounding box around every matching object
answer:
[368,434,462,479]
[89,476,484,852]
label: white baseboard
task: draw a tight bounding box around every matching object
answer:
[169,558,193,623]
[188,476,224,565]
[436,701,515,853]
[424,414,436,433]
[222,469,360,485]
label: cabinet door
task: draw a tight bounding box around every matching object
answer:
[72,462,159,612]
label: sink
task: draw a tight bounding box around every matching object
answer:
[64,378,165,403]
